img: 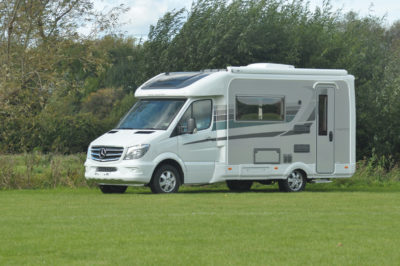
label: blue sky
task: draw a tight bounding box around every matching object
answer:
[92,0,400,38]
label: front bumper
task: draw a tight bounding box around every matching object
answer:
[84,159,155,185]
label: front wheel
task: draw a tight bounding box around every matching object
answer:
[150,164,181,193]
[278,170,306,192]
[99,185,127,194]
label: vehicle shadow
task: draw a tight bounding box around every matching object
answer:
[180,188,282,194]
[126,185,283,194]
[124,185,399,194]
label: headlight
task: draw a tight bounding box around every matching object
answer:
[124,144,150,160]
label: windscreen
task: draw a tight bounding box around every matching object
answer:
[117,99,186,130]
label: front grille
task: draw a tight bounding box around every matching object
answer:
[91,146,124,162]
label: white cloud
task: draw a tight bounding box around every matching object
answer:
[309,0,400,25]
[93,0,192,38]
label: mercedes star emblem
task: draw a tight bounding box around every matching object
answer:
[99,148,107,159]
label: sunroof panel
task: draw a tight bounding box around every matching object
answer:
[142,72,209,89]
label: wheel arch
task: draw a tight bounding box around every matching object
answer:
[152,159,185,185]
[152,153,186,184]
[283,162,312,179]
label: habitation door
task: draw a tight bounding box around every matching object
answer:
[316,86,335,173]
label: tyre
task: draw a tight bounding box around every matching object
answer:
[99,185,127,194]
[278,170,306,192]
[226,180,253,192]
[150,164,181,193]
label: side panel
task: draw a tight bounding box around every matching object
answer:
[227,79,316,176]
[334,81,351,164]
[316,86,335,173]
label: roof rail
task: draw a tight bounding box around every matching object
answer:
[227,63,348,76]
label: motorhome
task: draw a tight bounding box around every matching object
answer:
[84,63,356,193]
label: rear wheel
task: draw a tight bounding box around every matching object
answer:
[278,170,306,192]
[99,185,127,194]
[226,180,253,192]
[150,164,181,194]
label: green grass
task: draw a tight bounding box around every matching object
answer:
[0,153,88,189]
[1,153,400,190]
[1,186,399,265]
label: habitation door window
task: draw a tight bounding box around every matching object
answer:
[318,95,328,135]
[236,96,284,121]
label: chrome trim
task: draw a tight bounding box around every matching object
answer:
[91,146,124,162]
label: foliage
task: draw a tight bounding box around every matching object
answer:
[141,0,399,164]
[0,0,130,153]
[371,23,400,166]
[0,153,89,189]
[0,153,399,190]
[144,0,394,162]
[0,0,399,166]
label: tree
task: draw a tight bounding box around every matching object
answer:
[371,22,400,167]
[1,0,399,165]
[0,0,127,153]
[144,0,394,162]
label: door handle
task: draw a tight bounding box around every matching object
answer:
[329,131,333,142]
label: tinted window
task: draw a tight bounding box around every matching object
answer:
[318,95,328,135]
[179,100,212,133]
[236,96,284,121]
[142,72,210,89]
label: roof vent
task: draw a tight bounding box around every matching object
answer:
[246,63,294,69]
[134,131,155,134]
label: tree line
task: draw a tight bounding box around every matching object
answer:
[1,0,399,168]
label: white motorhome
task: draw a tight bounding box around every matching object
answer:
[84,63,355,193]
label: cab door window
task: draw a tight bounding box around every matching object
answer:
[179,100,212,133]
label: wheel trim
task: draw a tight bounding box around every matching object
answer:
[287,171,303,191]
[159,170,176,193]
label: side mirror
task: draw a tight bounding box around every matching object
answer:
[187,118,197,134]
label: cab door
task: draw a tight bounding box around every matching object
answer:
[177,99,218,184]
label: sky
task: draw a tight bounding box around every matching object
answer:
[92,0,400,38]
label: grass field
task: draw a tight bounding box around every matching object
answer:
[1,185,399,265]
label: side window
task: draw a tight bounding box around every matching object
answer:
[318,95,328,135]
[236,96,284,121]
[179,100,212,133]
